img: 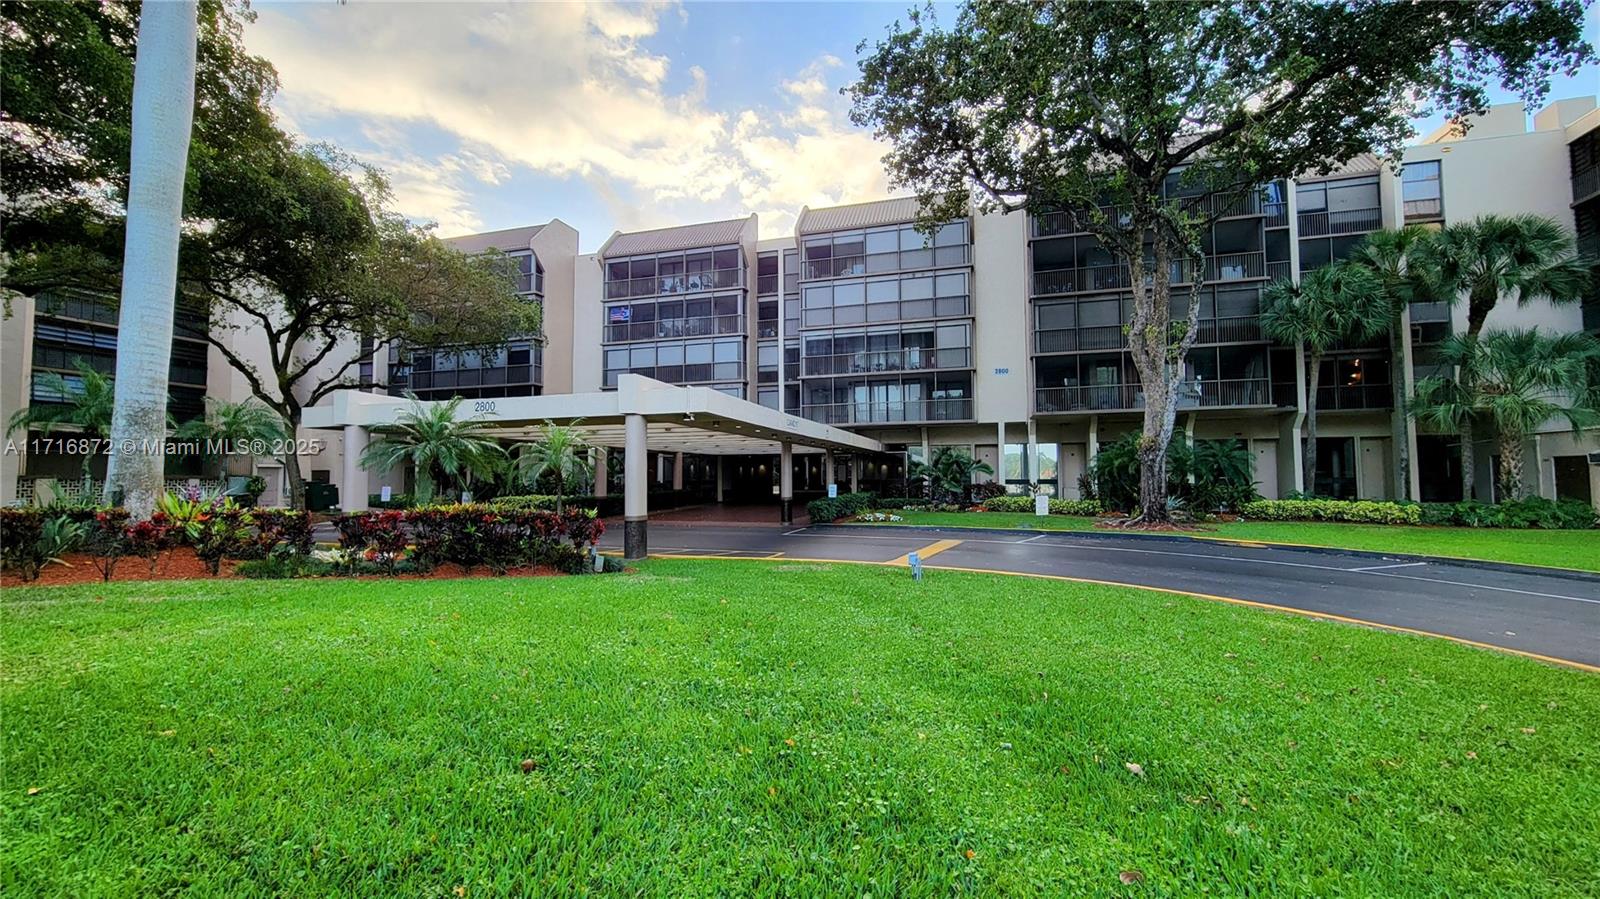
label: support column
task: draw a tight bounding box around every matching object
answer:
[850,456,860,493]
[342,425,369,512]
[672,452,684,491]
[779,441,794,524]
[1026,419,1039,488]
[824,449,836,493]
[715,456,724,503]
[593,447,607,498]
[624,414,648,560]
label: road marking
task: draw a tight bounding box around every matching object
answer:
[620,533,1600,605]
[636,552,1600,674]
[889,539,962,566]
[1349,561,1429,572]
[783,528,809,536]
[1016,534,1046,544]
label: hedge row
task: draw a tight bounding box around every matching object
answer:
[805,492,877,523]
[1419,497,1596,530]
[1241,499,1422,525]
[334,504,606,575]
[980,496,1103,517]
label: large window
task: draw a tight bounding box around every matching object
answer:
[603,336,743,388]
[801,322,971,376]
[394,341,542,401]
[603,292,744,342]
[802,220,968,280]
[802,271,969,327]
[801,371,974,424]
[604,246,743,299]
[1296,176,1382,237]
[1402,160,1443,222]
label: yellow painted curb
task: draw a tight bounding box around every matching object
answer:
[888,538,962,567]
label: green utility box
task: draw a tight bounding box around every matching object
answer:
[305,482,340,512]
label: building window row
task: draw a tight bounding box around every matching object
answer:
[802,220,968,281]
[1032,285,1267,354]
[604,246,743,299]
[602,336,744,388]
[1401,161,1444,223]
[801,322,972,377]
[604,293,744,343]
[802,371,974,425]
[801,270,970,328]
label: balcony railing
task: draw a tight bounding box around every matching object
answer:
[1033,252,1267,296]
[1267,260,1290,282]
[1403,197,1443,222]
[802,348,971,376]
[1034,378,1271,414]
[804,398,975,425]
[1194,316,1264,344]
[604,270,742,300]
[1297,206,1382,237]
[605,314,746,343]
[1573,166,1599,204]
[1315,382,1394,411]
[1263,202,1289,228]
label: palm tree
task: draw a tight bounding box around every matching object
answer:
[1261,263,1386,494]
[359,394,506,505]
[1422,214,1594,499]
[174,398,286,481]
[1411,329,1600,501]
[512,422,593,514]
[1347,226,1441,500]
[6,362,117,485]
[908,446,994,503]
[102,0,199,519]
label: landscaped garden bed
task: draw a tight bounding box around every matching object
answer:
[0,493,615,587]
[3,559,1596,895]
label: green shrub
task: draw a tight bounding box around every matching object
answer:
[0,508,48,581]
[1420,497,1596,530]
[1241,499,1422,525]
[236,555,334,579]
[493,494,623,517]
[368,492,415,510]
[979,495,1103,516]
[806,492,876,522]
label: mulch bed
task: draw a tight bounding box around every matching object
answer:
[2,550,237,588]
[1,550,568,588]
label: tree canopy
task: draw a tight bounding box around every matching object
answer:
[849,0,1592,522]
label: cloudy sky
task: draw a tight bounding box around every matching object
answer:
[245,1,1600,251]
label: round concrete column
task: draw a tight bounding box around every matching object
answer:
[593,447,608,497]
[342,425,369,512]
[779,441,794,524]
[624,414,648,560]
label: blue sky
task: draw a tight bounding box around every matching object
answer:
[245,1,1599,252]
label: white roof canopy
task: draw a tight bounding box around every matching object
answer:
[302,375,884,457]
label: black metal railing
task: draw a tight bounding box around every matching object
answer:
[803,398,975,425]
[1297,206,1382,237]
[1034,378,1270,413]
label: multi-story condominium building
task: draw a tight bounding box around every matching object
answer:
[3,98,1598,509]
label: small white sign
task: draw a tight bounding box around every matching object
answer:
[461,490,471,504]
[380,485,392,502]
[1034,494,1050,517]
[828,484,838,498]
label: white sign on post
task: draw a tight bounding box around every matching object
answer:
[828,484,838,498]
[1034,493,1050,516]
[380,485,392,503]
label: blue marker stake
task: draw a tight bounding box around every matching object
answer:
[908,551,923,581]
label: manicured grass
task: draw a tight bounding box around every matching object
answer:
[869,510,1600,571]
[4,561,1598,896]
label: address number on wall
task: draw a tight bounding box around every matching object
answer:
[473,401,498,414]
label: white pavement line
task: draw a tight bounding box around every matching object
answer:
[1348,561,1428,572]
[783,528,809,536]
[1016,534,1047,544]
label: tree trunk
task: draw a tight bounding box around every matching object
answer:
[1304,350,1322,496]
[1459,419,1476,502]
[1388,321,1410,501]
[1496,430,1524,501]
[102,1,198,518]
[1124,220,1191,525]
[276,410,307,510]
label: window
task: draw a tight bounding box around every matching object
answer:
[1402,160,1443,221]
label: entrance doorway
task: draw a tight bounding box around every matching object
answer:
[1554,455,1594,505]
[1314,437,1356,499]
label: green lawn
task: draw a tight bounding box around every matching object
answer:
[4,562,1597,897]
[867,510,1600,571]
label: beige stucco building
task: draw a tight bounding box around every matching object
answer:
[4,99,1597,509]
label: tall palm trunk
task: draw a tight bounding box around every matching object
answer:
[1495,431,1525,501]
[1456,289,1494,501]
[1388,321,1410,501]
[1303,350,1322,495]
[102,1,198,518]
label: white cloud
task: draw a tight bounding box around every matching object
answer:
[245,1,895,237]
